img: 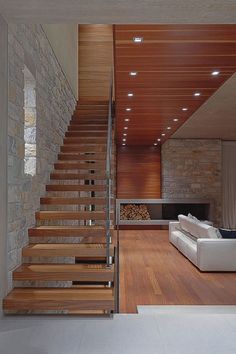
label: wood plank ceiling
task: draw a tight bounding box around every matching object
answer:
[114,25,236,146]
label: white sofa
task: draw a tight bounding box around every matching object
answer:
[169,215,236,271]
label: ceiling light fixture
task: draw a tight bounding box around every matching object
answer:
[173,118,179,122]
[157,138,161,142]
[167,127,171,130]
[129,71,138,76]
[128,93,134,97]
[124,126,128,130]
[154,143,158,146]
[126,108,131,111]
[123,133,127,136]
[194,92,201,97]
[161,133,166,137]
[133,37,143,43]
[122,143,126,146]
[124,118,130,122]
[123,138,126,142]
[211,70,220,76]
[182,107,188,111]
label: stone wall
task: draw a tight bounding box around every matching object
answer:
[8,24,76,290]
[162,139,222,225]
[0,15,8,311]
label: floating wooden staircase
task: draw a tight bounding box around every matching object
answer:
[3,100,116,315]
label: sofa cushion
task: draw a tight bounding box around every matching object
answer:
[178,214,219,240]
[188,213,213,226]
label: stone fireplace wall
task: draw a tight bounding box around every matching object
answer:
[161,139,222,225]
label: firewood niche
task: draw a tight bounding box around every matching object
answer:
[120,204,151,220]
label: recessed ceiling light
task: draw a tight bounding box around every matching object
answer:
[194,92,201,97]
[211,70,220,76]
[167,126,171,130]
[157,138,161,142]
[129,71,138,76]
[123,133,127,136]
[124,118,130,122]
[122,143,126,146]
[123,138,126,142]
[154,143,158,146]
[126,108,131,111]
[124,126,128,130]
[173,118,179,122]
[133,37,143,43]
[128,93,134,97]
[182,107,188,111]
[161,133,166,137]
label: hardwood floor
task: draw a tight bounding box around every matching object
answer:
[119,230,236,313]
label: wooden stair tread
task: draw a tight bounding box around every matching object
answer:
[46,184,105,191]
[13,263,114,281]
[65,132,107,137]
[3,288,114,311]
[58,154,106,161]
[35,211,110,220]
[28,225,108,237]
[61,145,106,152]
[50,173,106,180]
[54,162,105,169]
[64,137,106,144]
[68,125,107,131]
[23,243,114,257]
[40,197,106,205]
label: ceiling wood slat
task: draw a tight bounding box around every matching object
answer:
[114,24,236,145]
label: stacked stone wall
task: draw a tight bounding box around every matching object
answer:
[8,24,76,290]
[162,139,222,225]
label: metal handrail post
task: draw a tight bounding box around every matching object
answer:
[105,71,113,267]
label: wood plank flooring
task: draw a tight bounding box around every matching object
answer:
[119,230,236,313]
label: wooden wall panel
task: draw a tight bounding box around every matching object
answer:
[116,146,161,198]
[79,25,113,100]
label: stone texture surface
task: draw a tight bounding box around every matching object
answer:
[7,24,76,290]
[162,139,222,226]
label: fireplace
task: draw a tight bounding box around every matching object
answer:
[116,199,213,226]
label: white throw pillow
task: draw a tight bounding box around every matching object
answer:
[178,214,220,240]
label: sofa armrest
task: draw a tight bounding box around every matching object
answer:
[197,238,236,271]
[169,222,180,247]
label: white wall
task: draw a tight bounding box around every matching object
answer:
[43,24,78,98]
[0,14,8,315]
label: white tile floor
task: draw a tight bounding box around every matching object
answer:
[1,312,236,354]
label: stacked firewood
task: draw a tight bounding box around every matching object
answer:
[120,204,151,220]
